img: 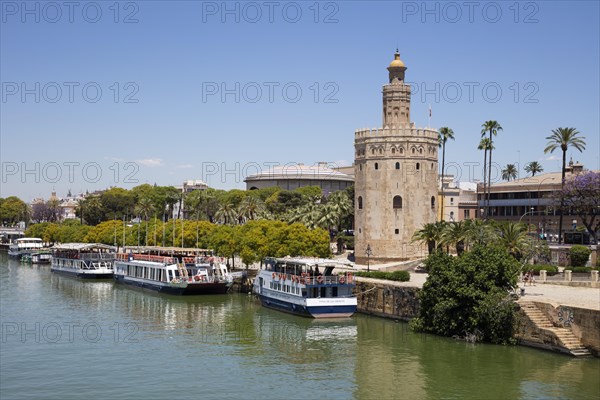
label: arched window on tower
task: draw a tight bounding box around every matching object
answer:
[416,162,420,170]
[375,163,379,170]
[431,196,435,209]
[412,147,416,154]
[395,162,400,170]
[358,196,363,210]
[399,148,404,155]
[393,195,402,209]
[391,148,396,155]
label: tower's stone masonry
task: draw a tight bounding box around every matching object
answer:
[354,51,439,264]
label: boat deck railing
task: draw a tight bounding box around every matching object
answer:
[116,253,176,264]
[54,253,115,262]
[271,272,355,286]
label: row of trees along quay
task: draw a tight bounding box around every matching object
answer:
[437,122,595,244]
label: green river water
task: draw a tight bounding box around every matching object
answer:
[1,255,599,399]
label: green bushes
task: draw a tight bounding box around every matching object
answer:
[354,270,410,282]
[564,266,597,273]
[410,245,519,344]
[529,264,559,276]
[569,245,591,267]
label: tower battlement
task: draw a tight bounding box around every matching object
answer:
[354,126,438,140]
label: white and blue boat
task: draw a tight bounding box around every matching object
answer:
[51,243,116,279]
[254,257,357,318]
[8,238,44,259]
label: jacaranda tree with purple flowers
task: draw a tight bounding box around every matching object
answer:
[554,171,600,243]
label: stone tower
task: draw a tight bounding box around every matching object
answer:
[354,51,438,264]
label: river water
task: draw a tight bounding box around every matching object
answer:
[1,255,598,400]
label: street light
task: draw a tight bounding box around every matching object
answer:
[365,244,373,272]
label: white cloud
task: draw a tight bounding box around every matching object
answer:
[137,158,164,167]
[544,155,560,161]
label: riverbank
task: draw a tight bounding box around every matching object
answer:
[354,275,600,357]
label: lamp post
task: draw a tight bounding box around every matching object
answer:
[365,244,373,272]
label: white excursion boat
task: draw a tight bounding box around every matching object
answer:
[114,253,234,295]
[254,257,357,318]
[51,243,116,279]
[8,238,44,259]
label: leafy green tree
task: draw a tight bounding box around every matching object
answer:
[295,186,323,200]
[411,245,519,344]
[481,121,502,216]
[438,127,455,221]
[76,196,104,225]
[100,187,136,221]
[544,127,587,244]
[441,221,467,255]
[524,161,543,177]
[501,164,518,181]
[0,196,29,225]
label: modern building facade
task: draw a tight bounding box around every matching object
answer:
[480,162,598,242]
[354,51,439,263]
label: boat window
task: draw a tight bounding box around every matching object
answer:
[302,289,307,297]
[320,287,326,298]
[332,287,338,297]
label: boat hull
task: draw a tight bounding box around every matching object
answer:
[257,294,356,318]
[51,267,113,279]
[114,275,230,295]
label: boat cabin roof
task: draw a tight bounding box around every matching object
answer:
[53,243,117,252]
[123,246,213,256]
[16,238,43,243]
[265,257,353,269]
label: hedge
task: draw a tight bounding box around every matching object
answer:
[353,270,410,282]
[564,266,598,273]
[569,245,591,267]
[528,264,559,276]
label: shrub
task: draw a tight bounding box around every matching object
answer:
[569,245,591,267]
[354,270,410,282]
[564,266,596,273]
[411,245,520,344]
[528,264,559,276]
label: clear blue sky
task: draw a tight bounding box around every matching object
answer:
[1,0,599,201]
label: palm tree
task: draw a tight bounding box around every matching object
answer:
[477,138,493,218]
[501,164,518,181]
[544,127,586,244]
[496,221,529,260]
[325,190,353,234]
[238,195,267,221]
[412,222,445,255]
[524,161,544,177]
[481,121,503,217]
[214,202,237,225]
[135,196,155,221]
[464,219,496,247]
[438,127,455,221]
[441,221,467,255]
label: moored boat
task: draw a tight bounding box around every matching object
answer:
[253,257,357,318]
[8,238,44,259]
[51,243,116,278]
[114,252,233,295]
[21,251,52,264]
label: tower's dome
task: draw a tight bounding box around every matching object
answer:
[388,50,405,68]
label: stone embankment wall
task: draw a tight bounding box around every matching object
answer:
[354,278,420,321]
[356,277,599,357]
[521,302,600,356]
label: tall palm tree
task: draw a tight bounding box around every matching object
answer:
[438,127,455,221]
[481,121,503,217]
[496,221,529,260]
[501,164,518,181]
[135,196,155,221]
[524,161,544,177]
[544,127,586,244]
[477,138,493,218]
[441,221,467,255]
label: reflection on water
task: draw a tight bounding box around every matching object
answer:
[1,255,599,400]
